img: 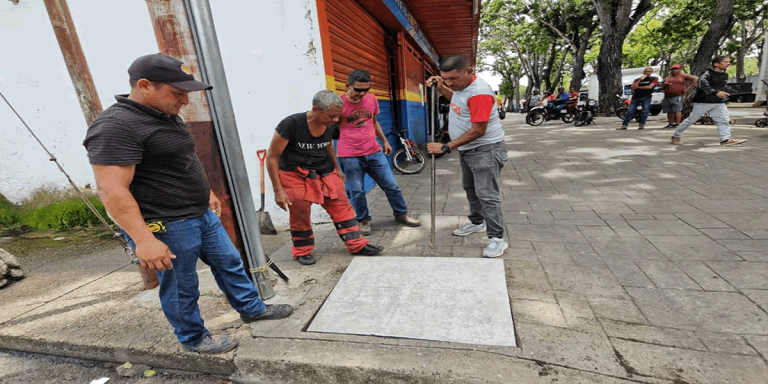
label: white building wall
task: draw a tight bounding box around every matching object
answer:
[0,0,156,202]
[1,0,328,225]
[209,0,327,225]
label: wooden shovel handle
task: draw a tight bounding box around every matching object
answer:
[257,150,267,194]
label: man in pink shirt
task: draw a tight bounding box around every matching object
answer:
[337,69,421,235]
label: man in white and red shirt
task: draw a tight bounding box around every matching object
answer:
[427,55,508,258]
[337,69,421,235]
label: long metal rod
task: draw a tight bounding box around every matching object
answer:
[430,85,437,253]
[184,0,275,298]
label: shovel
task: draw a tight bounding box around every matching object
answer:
[257,149,277,235]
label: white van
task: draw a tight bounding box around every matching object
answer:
[587,66,663,115]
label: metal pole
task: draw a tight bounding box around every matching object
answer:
[43,0,103,125]
[429,85,437,253]
[184,0,274,298]
[145,0,273,298]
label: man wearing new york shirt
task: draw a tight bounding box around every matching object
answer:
[337,69,421,235]
[427,55,509,258]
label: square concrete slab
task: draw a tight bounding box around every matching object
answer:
[307,256,516,347]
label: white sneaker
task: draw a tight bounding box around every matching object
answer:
[452,222,486,237]
[483,238,508,258]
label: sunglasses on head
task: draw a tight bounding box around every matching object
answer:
[353,87,370,93]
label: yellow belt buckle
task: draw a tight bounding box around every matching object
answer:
[147,221,166,233]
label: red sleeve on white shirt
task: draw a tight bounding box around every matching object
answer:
[467,95,496,123]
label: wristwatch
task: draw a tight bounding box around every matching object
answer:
[441,143,450,153]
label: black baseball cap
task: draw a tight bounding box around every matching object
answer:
[128,53,212,91]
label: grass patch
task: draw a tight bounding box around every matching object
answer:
[0,187,112,231]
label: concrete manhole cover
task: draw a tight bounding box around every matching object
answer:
[308,256,516,347]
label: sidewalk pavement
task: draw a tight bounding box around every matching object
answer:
[1,110,767,383]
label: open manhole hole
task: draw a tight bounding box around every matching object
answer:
[306,256,517,347]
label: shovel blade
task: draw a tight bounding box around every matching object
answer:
[258,210,277,235]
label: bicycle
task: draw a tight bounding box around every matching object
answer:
[391,128,427,175]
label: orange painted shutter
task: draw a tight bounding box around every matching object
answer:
[325,0,392,98]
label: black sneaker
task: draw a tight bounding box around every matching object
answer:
[241,304,294,323]
[296,255,316,265]
[183,333,238,354]
[352,244,384,256]
[662,124,675,129]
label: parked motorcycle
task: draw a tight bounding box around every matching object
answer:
[526,103,575,126]
[574,99,598,126]
[615,94,642,123]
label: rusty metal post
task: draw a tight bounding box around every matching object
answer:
[43,0,103,125]
[144,0,274,299]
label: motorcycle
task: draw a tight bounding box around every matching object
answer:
[526,102,575,126]
[615,94,642,123]
[574,99,598,126]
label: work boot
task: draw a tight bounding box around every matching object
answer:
[671,136,682,145]
[295,255,316,265]
[183,333,238,354]
[241,304,294,323]
[395,213,421,227]
[359,220,372,235]
[616,126,628,130]
[352,244,384,256]
[638,124,645,130]
[453,222,486,237]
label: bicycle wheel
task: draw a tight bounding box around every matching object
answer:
[392,147,427,174]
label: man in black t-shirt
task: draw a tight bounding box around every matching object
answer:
[618,67,658,130]
[266,90,384,266]
[83,54,292,355]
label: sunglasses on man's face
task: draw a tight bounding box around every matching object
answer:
[353,87,370,93]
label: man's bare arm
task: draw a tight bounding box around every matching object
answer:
[92,165,175,271]
[266,132,291,210]
[372,116,392,155]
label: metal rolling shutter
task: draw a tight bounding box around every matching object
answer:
[325,0,391,98]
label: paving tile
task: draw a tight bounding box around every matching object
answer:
[532,242,574,264]
[695,331,758,355]
[745,335,768,360]
[685,199,763,213]
[600,319,706,350]
[740,289,768,312]
[718,239,768,252]
[507,224,588,244]
[577,226,617,237]
[634,260,701,290]
[742,229,768,239]
[611,338,768,384]
[587,295,648,324]
[543,264,625,298]
[711,212,768,229]
[627,219,701,236]
[706,262,768,289]
[604,260,655,287]
[674,212,731,229]
[554,292,602,333]
[528,200,572,212]
[736,252,768,261]
[699,228,751,239]
[505,261,557,303]
[626,288,768,334]
[645,236,742,261]
[587,236,666,260]
[566,243,606,267]
[551,211,602,221]
[510,299,567,328]
[677,261,736,291]
[624,200,700,214]
[604,220,642,236]
[516,322,625,376]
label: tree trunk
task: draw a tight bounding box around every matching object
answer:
[689,0,736,77]
[542,44,557,92]
[551,46,570,91]
[570,24,595,91]
[593,0,653,114]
